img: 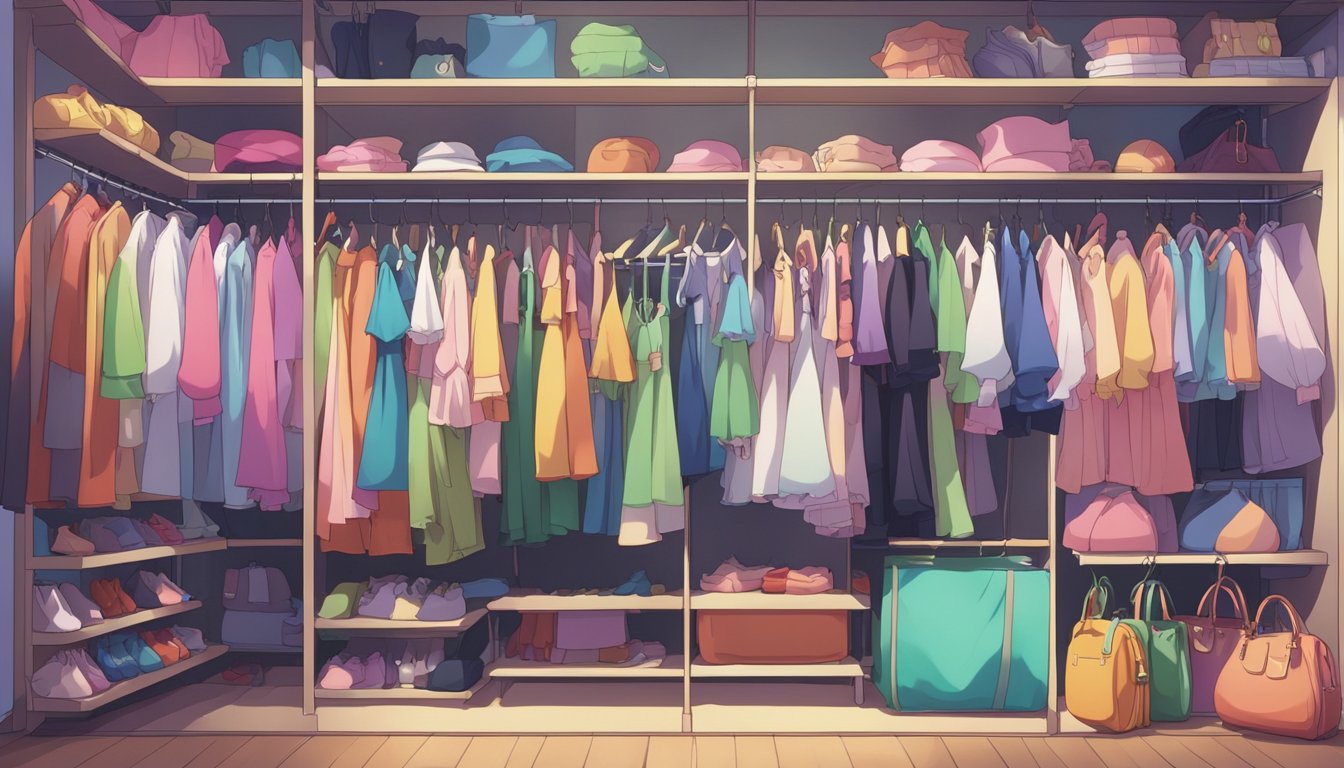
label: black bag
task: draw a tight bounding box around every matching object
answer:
[1179,106,1264,160]
[331,15,370,79]
[426,659,485,692]
[367,10,419,78]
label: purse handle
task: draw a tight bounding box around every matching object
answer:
[1195,575,1250,625]
[1132,579,1176,622]
[1079,575,1114,622]
[1250,594,1306,645]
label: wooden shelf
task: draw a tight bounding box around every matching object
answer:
[487,591,684,612]
[36,129,300,198]
[30,644,229,713]
[33,601,203,645]
[1074,550,1329,566]
[228,539,303,548]
[26,1,299,106]
[886,538,1052,549]
[315,608,488,636]
[30,537,227,570]
[690,591,870,611]
[316,171,748,198]
[489,655,685,679]
[317,78,747,106]
[756,171,1323,198]
[314,676,489,701]
[754,77,1331,107]
[691,657,864,679]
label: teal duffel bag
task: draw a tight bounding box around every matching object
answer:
[873,555,1049,712]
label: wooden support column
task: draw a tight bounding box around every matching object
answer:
[301,0,317,717]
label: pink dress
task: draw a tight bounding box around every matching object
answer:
[1056,236,1119,494]
[1132,232,1193,495]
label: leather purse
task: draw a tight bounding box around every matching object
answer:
[1064,577,1151,733]
[1130,580,1192,722]
[1178,120,1281,173]
[1215,595,1342,740]
[1175,572,1251,715]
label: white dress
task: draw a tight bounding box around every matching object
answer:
[750,252,793,502]
[776,266,836,502]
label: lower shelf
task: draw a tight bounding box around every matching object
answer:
[489,655,685,679]
[314,676,489,701]
[32,601,203,645]
[691,657,864,678]
[1073,550,1329,566]
[31,644,230,713]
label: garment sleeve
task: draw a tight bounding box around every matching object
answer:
[715,275,755,343]
[539,246,563,326]
[934,242,966,355]
[408,247,444,344]
[1048,252,1086,402]
[1257,232,1326,403]
[100,252,146,398]
[470,252,507,402]
[144,231,187,397]
[1099,258,1154,398]
[1223,246,1261,385]
[177,231,221,421]
[366,263,411,343]
[961,241,1012,406]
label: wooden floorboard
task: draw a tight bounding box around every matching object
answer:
[645,736,694,768]
[406,735,473,768]
[6,733,1344,768]
[583,735,647,768]
[897,736,956,768]
[841,736,913,768]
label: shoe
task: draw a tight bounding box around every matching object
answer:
[318,582,366,620]
[51,525,95,556]
[156,573,190,602]
[33,584,82,632]
[111,579,139,614]
[157,629,191,662]
[101,517,146,551]
[169,625,207,653]
[32,651,93,699]
[614,570,653,597]
[417,583,466,622]
[70,649,111,694]
[57,583,103,626]
[89,580,123,619]
[132,518,164,546]
[124,634,165,673]
[95,636,138,681]
[145,514,184,545]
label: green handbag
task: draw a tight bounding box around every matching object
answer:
[1129,579,1193,722]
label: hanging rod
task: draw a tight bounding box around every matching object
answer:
[178,187,1323,207]
[34,145,187,210]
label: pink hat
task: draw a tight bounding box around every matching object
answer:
[899,139,982,172]
[317,136,408,173]
[977,116,1072,169]
[667,140,744,172]
[213,130,302,172]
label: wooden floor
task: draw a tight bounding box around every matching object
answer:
[4,732,1344,768]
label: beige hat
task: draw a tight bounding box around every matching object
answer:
[1115,139,1175,173]
[756,145,815,173]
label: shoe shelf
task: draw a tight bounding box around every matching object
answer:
[23,0,298,106]
[29,537,228,570]
[689,591,870,611]
[33,600,204,646]
[486,591,685,612]
[315,607,489,636]
[1073,549,1329,566]
[313,675,490,701]
[30,643,230,713]
[228,539,304,548]
[885,538,1052,549]
[488,654,686,679]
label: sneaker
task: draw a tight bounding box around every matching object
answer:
[417,583,466,622]
[57,583,103,626]
[33,584,82,632]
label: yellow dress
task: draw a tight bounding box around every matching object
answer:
[534,237,599,482]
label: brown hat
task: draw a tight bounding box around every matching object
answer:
[587,137,660,173]
[1115,139,1174,173]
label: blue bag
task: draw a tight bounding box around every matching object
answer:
[1183,478,1304,551]
[466,14,556,78]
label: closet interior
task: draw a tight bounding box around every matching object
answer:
[6,0,1342,737]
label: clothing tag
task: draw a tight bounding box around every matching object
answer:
[648,351,663,372]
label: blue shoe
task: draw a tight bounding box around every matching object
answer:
[125,634,164,673]
[104,636,141,680]
[614,570,652,597]
[95,638,127,682]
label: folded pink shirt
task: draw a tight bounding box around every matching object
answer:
[69,0,137,61]
[667,140,744,172]
[978,116,1072,168]
[1082,17,1178,48]
[1084,35,1181,58]
[318,137,408,173]
[900,139,982,172]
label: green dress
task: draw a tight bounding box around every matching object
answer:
[710,269,759,442]
[619,252,684,545]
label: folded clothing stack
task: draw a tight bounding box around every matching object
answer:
[973,24,1074,78]
[213,129,302,172]
[571,22,668,78]
[31,649,110,699]
[977,116,1107,172]
[505,611,667,667]
[486,135,573,173]
[68,1,229,79]
[34,85,160,153]
[320,575,509,621]
[667,140,744,173]
[870,21,972,78]
[900,140,982,172]
[756,145,816,173]
[318,136,408,172]
[66,513,188,554]
[222,565,301,650]
[588,137,660,173]
[813,135,899,173]
[1082,17,1187,78]
[414,141,484,172]
[700,557,836,595]
[244,38,301,78]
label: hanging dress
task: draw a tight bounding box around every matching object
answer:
[676,228,729,476]
[620,251,684,545]
[711,237,759,505]
[1056,232,1119,493]
[750,226,794,502]
[776,231,835,504]
[583,232,635,535]
[534,234,598,482]
[218,233,255,509]
[357,243,412,491]
[469,241,508,496]
[1133,229,1194,496]
[1099,231,1154,491]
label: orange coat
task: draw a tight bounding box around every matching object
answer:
[79,203,131,508]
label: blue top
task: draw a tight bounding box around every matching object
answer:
[358,246,413,491]
[1000,228,1059,414]
[219,238,254,508]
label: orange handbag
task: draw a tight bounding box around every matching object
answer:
[1215,595,1341,740]
[1065,577,1151,733]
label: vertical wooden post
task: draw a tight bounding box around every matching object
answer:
[1045,436,1058,734]
[300,0,317,718]
[681,485,691,733]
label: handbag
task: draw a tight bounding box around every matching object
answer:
[1178,105,1265,159]
[1179,486,1281,553]
[1215,595,1341,740]
[1178,120,1281,173]
[466,14,556,78]
[1130,580,1192,721]
[1064,577,1151,733]
[1175,571,1250,715]
[223,565,294,613]
[1063,486,1159,552]
[1189,479,1304,550]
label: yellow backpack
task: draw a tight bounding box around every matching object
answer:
[1065,577,1151,733]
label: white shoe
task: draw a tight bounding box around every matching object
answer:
[33,584,82,632]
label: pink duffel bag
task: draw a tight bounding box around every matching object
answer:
[1174,572,1250,715]
[1063,486,1160,552]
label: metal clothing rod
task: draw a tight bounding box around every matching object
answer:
[35,146,186,210]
